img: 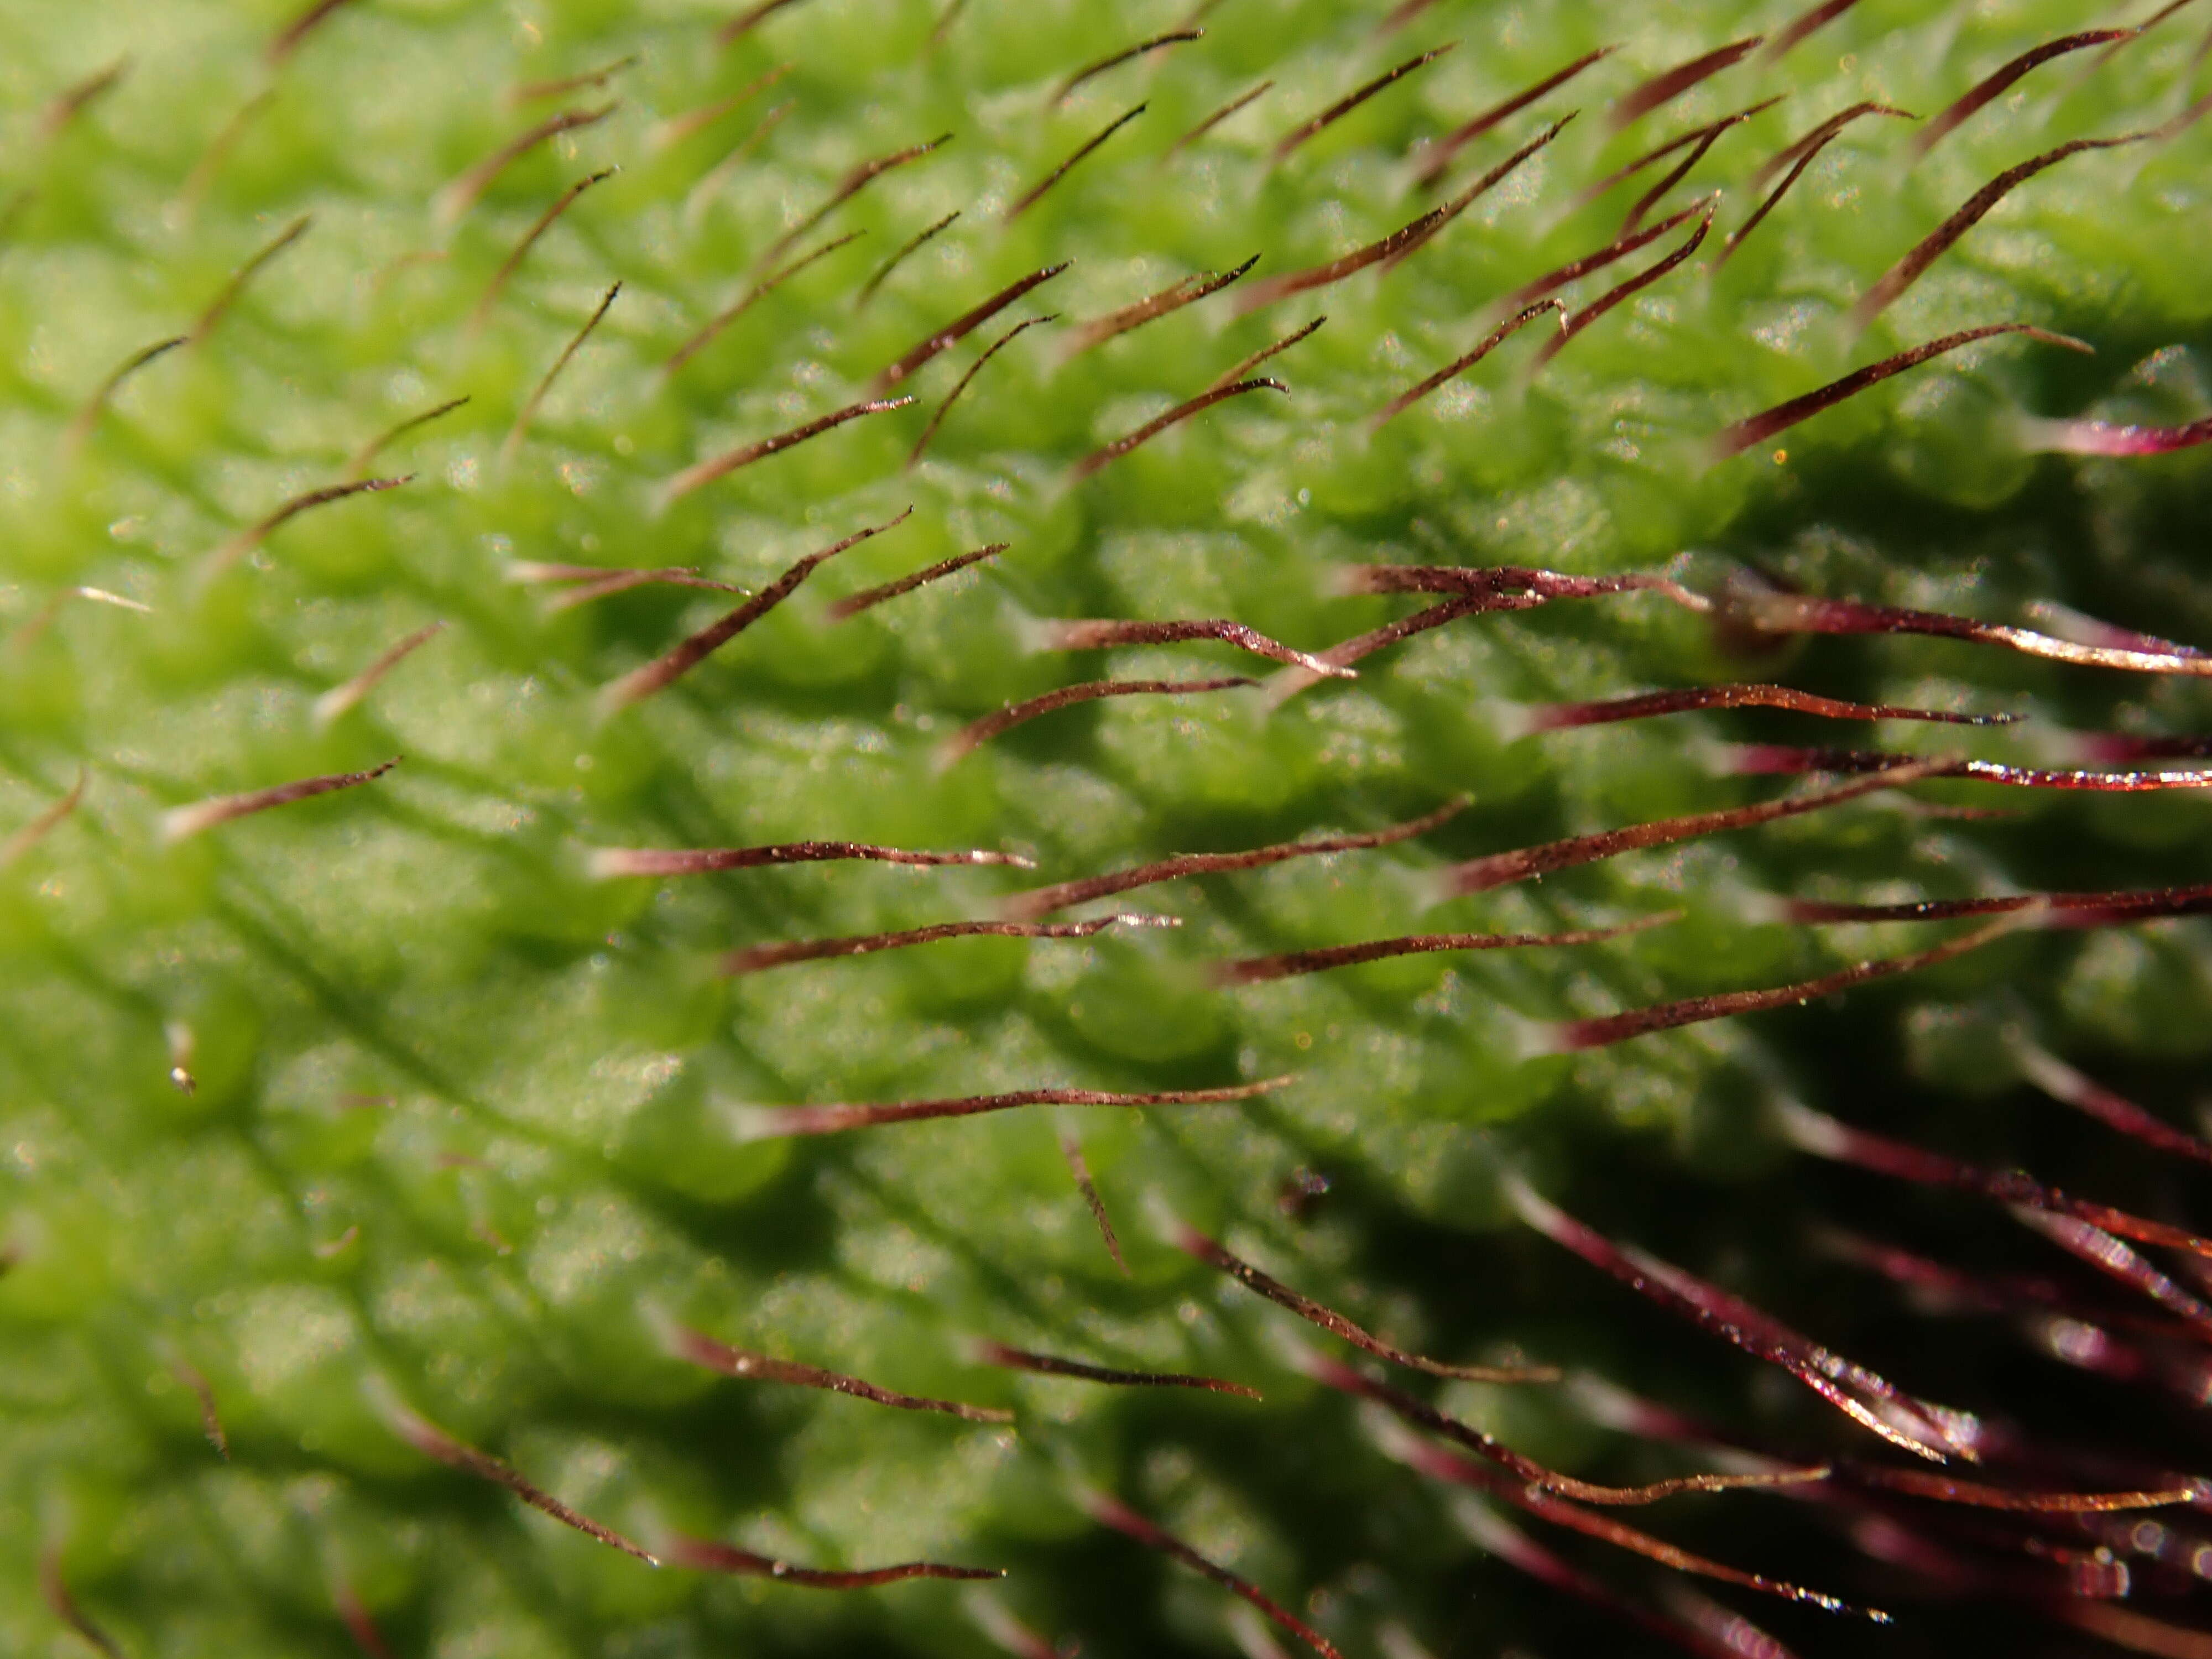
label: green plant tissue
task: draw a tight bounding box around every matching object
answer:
[4,0,2212,1655]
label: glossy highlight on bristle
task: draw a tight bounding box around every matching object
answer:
[1308,1353,1827,1505]
[1339,562,1710,612]
[1778,881,2212,927]
[1721,742,2212,791]
[1505,1176,1981,1463]
[718,912,1176,975]
[1718,585,2212,674]
[2010,1209,2212,1339]
[665,1323,1012,1422]
[1204,315,1327,393]
[587,841,1033,878]
[1033,617,1351,678]
[1457,1506,1783,1659]
[2021,414,2212,456]
[665,1535,1002,1587]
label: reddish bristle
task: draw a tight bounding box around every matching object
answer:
[941,674,1255,763]
[1272,46,1456,164]
[1911,32,2137,159]
[1173,1223,1557,1382]
[1713,326,2093,460]
[1215,912,1676,986]
[1005,105,1147,222]
[1505,1176,1984,1463]
[747,1077,1291,1138]
[1410,45,1616,189]
[1546,916,2021,1051]
[718,912,1176,976]
[827,543,1006,620]
[601,510,912,709]
[1072,379,1290,479]
[666,1534,1001,1585]
[1851,138,2152,330]
[1004,799,1464,921]
[1608,38,1763,132]
[666,1324,1012,1422]
[1079,1490,1345,1659]
[435,105,617,226]
[874,263,1073,390]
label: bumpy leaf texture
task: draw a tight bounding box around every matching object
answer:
[4,1,2212,1656]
